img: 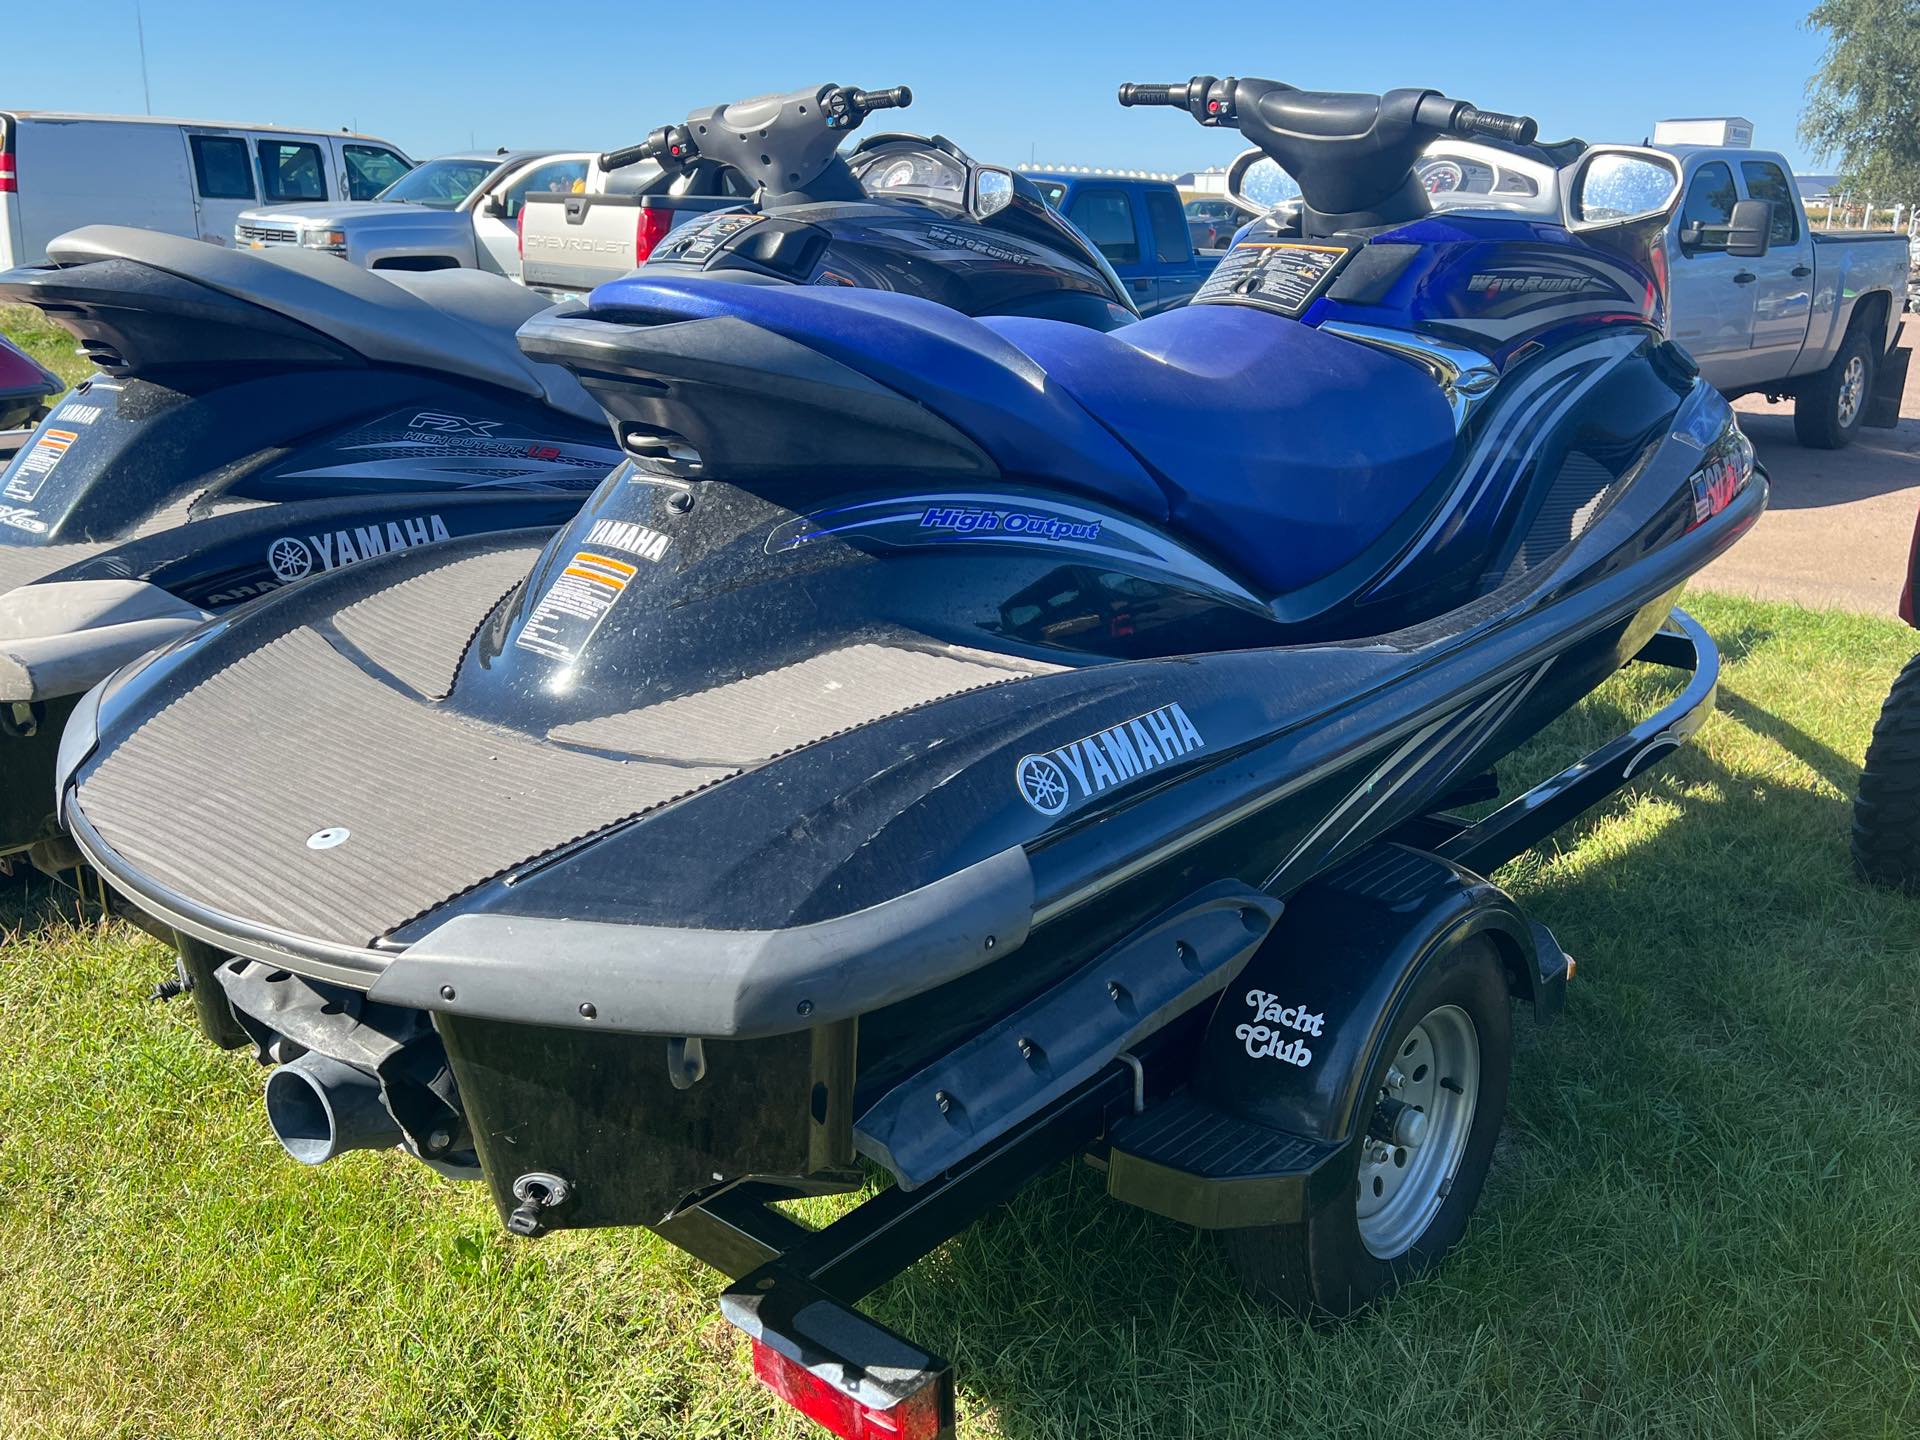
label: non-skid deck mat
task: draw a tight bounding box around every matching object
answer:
[549,642,1066,765]
[331,544,538,698]
[77,625,735,947]
[77,621,1066,948]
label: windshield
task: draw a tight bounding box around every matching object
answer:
[374,158,497,209]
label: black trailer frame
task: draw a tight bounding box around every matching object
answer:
[643,609,1720,1439]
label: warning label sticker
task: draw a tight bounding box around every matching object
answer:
[1195,241,1350,316]
[513,549,639,664]
[4,427,80,502]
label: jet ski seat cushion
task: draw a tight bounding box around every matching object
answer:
[582,276,1456,595]
[984,306,1459,592]
[43,226,599,424]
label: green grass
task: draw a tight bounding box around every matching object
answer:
[4,590,1920,1439]
[2,303,89,393]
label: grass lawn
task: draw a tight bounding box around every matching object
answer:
[3,589,1919,1439]
[1,303,90,393]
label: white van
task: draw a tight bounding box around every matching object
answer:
[0,112,412,268]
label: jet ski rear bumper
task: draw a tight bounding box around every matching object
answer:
[0,578,211,703]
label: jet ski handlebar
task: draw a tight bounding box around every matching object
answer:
[1120,75,1537,235]
[1117,76,1534,145]
[599,83,914,186]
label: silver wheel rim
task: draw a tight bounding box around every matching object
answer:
[1838,354,1866,428]
[1356,1003,1480,1260]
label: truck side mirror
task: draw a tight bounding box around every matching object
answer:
[1723,198,1772,258]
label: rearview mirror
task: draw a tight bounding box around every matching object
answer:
[1679,197,1773,257]
[971,166,1015,220]
[1726,199,1774,257]
[1226,148,1300,215]
[1567,148,1682,230]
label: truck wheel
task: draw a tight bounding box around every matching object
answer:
[1852,651,1920,891]
[1221,938,1512,1320]
[1794,328,1875,449]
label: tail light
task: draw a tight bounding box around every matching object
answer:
[516,202,525,258]
[749,1337,952,1440]
[0,152,17,194]
[634,205,673,262]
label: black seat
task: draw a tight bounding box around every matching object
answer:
[44,226,599,422]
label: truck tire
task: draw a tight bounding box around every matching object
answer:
[1794,326,1875,449]
[1220,938,1512,1320]
[1852,651,1920,891]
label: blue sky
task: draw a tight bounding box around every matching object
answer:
[7,0,1836,174]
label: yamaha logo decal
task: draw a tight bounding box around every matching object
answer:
[1017,754,1072,815]
[268,536,313,581]
[1015,702,1206,817]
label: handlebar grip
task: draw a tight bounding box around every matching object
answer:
[1118,83,1184,107]
[853,85,913,112]
[1457,106,1539,146]
[600,139,658,171]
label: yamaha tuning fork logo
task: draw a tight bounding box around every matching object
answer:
[1016,702,1206,817]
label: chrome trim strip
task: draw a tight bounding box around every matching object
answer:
[1319,321,1501,429]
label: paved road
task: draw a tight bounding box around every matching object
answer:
[1694,316,1920,616]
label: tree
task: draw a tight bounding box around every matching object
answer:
[1800,0,1920,199]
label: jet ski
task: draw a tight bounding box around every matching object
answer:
[0,238,620,870]
[0,83,1128,872]
[0,333,62,441]
[58,75,1761,1436]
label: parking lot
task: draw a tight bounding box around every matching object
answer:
[1698,315,1920,617]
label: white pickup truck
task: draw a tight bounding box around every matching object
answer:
[236,149,595,280]
[516,155,744,296]
[1652,136,1909,447]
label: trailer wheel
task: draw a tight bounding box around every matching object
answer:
[1852,651,1920,891]
[1221,938,1512,1319]
[1794,327,1875,450]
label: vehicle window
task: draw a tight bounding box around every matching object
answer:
[1033,180,1067,210]
[189,135,254,200]
[1067,187,1140,264]
[343,145,410,202]
[374,157,498,209]
[500,158,591,219]
[1143,187,1191,264]
[1740,160,1801,246]
[258,140,327,201]
[1681,161,1737,233]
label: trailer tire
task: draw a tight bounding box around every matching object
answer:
[1220,938,1511,1320]
[1794,327,1875,450]
[1852,651,1920,891]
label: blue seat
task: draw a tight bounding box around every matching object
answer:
[984,306,1458,591]
[584,276,1458,594]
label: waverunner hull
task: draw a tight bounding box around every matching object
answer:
[57,451,1760,1223]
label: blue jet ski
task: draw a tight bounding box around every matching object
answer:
[56,75,1763,1436]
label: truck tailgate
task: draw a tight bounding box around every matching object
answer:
[521,193,735,296]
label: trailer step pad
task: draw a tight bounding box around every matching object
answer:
[855,882,1283,1189]
[1106,1090,1340,1229]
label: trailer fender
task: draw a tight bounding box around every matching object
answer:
[1192,845,1567,1150]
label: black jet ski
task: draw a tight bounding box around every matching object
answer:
[0,332,61,440]
[1,83,1129,871]
[59,75,1762,1435]
[0,238,620,870]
